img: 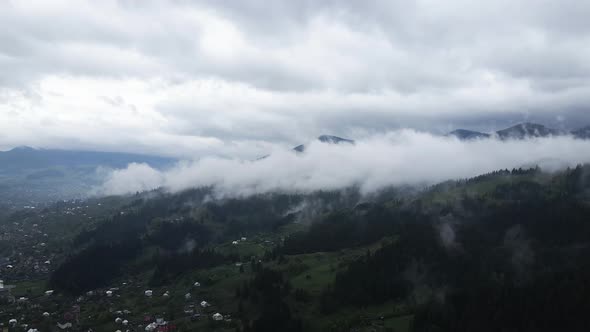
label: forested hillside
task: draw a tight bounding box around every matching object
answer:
[2,166,590,331]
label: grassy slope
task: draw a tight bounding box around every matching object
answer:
[81,228,403,331]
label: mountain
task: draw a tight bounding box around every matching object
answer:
[293,135,355,152]
[448,129,491,140]
[572,126,590,139]
[292,144,306,152]
[496,122,563,139]
[0,147,175,207]
[0,146,174,172]
[449,123,590,141]
[317,135,355,144]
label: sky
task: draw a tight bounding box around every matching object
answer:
[2,0,590,158]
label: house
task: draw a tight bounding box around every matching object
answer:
[145,322,158,331]
[200,300,210,308]
[212,313,223,321]
[57,322,72,330]
[144,290,153,297]
[0,279,15,301]
[193,281,200,287]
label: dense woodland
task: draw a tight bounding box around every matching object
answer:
[42,165,590,331]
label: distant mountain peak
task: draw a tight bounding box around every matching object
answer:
[496,122,562,139]
[448,129,490,140]
[293,144,306,152]
[9,145,37,152]
[293,135,355,152]
[317,135,355,144]
[447,123,590,141]
[572,126,590,139]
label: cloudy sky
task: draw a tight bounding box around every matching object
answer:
[2,0,590,158]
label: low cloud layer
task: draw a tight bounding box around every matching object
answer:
[97,130,590,197]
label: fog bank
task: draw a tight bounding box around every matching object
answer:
[97,130,590,197]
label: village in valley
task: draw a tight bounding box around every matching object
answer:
[0,193,288,332]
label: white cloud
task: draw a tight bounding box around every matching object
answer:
[99,162,164,196]
[96,131,590,197]
[2,1,590,154]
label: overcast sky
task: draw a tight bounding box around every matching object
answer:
[1,0,590,158]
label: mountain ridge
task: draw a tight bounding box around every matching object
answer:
[448,129,491,140]
[449,122,588,140]
[293,134,355,152]
[0,146,175,171]
[572,125,590,139]
[495,122,564,139]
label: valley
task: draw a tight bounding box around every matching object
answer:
[1,166,589,331]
